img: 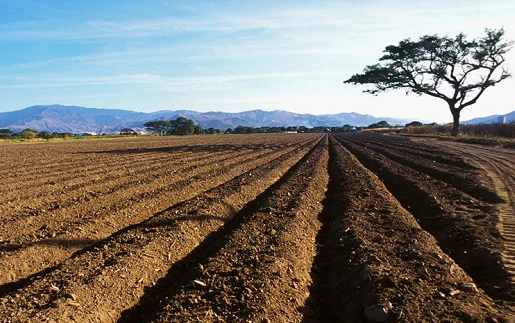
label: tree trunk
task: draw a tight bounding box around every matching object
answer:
[450,106,461,137]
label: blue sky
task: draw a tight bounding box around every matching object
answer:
[0,0,514,122]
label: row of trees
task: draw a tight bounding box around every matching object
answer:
[144,117,362,135]
[144,117,223,135]
[227,124,358,134]
[0,128,76,140]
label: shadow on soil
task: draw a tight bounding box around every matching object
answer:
[0,237,99,253]
[335,135,515,301]
[300,137,365,322]
[299,172,334,322]
[0,238,99,297]
[117,140,320,323]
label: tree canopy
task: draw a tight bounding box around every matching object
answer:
[144,117,196,135]
[345,28,512,136]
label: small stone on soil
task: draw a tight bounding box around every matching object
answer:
[194,279,207,287]
[363,301,392,322]
[449,289,460,296]
[459,283,478,293]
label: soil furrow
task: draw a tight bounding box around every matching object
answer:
[0,147,206,188]
[0,137,314,239]
[0,137,313,207]
[334,134,515,301]
[0,135,314,210]
[0,149,222,203]
[429,141,515,285]
[0,134,306,185]
[0,138,317,285]
[0,149,243,220]
[0,136,321,322]
[0,148,250,240]
[365,138,478,170]
[372,134,479,166]
[118,136,329,323]
[302,136,512,322]
[343,134,500,203]
[2,133,513,322]
[0,142,185,184]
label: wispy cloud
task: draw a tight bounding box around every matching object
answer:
[3,1,513,41]
[0,0,514,118]
[0,70,342,91]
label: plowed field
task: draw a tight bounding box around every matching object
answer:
[0,133,514,322]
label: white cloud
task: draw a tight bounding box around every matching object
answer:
[1,0,514,119]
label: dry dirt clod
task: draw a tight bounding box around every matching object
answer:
[49,285,60,294]
[449,289,461,296]
[65,293,77,301]
[459,282,478,293]
[363,301,392,322]
[194,279,207,287]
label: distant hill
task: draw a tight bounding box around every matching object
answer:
[0,104,413,133]
[462,110,515,125]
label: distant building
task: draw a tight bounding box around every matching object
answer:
[498,116,507,124]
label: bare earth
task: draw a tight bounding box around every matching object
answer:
[0,133,513,322]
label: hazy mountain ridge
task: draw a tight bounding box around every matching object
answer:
[1,104,512,133]
[462,111,515,125]
[0,105,414,133]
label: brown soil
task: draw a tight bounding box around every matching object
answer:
[422,139,515,285]
[0,133,513,322]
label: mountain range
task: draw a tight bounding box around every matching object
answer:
[0,105,413,134]
[461,110,515,125]
[0,104,512,134]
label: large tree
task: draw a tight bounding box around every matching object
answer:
[344,29,512,136]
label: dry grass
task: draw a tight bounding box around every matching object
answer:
[404,123,515,139]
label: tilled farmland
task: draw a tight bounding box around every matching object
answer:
[0,133,514,322]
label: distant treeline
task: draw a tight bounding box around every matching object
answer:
[144,117,215,135]
[226,124,359,134]
[144,117,361,135]
[4,116,513,140]
[0,128,78,140]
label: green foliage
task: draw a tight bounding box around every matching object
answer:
[405,121,423,127]
[119,128,137,135]
[0,129,13,139]
[205,127,221,134]
[229,125,358,134]
[144,120,172,135]
[37,131,53,140]
[144,117,222,136]
[366,120,390,129]
[19,128,38,139]
[345,28,512,136]
[173,117,195,135]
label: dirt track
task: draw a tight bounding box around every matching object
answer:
[0,133,514,322]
